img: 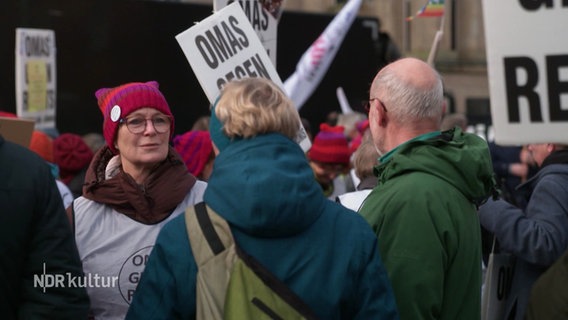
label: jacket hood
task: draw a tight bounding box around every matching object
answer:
[204,133,325,237]
[375,128,497,205]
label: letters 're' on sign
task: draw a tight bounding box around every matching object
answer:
[482,1,568,145]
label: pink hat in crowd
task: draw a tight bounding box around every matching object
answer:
[0,111,17,118]
[308,123,351,165]
[95,81,174,154]
[349,119,370,154]
[173,130,213,178]
[53,133,94,184]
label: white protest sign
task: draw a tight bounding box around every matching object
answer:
[482,1,568,145]
[481,252,515,320]
[214,0,282,66]
[176,2,311,151]
[15,28,57,130]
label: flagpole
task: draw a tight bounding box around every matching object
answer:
[426,10,445,66]
[403,0,409,52]
[283,0,364,110]
[336,87,354,114]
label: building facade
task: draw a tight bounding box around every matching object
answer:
[142,0,491,125]
[281,0,490,118]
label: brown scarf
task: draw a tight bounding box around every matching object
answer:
[82,145,196,224]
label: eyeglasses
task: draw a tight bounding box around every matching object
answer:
[119,115,172,134]
[363,98,388,114]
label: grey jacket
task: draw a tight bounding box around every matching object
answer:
[479,150,568,320]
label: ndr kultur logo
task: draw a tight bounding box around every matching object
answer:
[34,263,118,293]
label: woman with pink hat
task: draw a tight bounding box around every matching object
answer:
[68,81,207,319]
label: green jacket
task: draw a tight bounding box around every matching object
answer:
[360,128,496,320]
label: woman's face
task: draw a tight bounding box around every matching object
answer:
[116,107,171,174]
[309,160,347,186]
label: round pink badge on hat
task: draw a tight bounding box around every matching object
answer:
[110,105,121,122]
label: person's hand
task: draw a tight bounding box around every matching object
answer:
[509,163,528,179]
[520,146,536,166]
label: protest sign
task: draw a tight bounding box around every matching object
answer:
[482,1,568,144]
[15,28,57,130]
[214,0,283,66]
[0,117,35,148]
[176,2,311,151]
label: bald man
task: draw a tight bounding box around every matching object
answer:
[359,58,497,320]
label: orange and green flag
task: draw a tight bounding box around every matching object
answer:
[406,0,445,21]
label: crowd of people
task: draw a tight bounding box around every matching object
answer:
[2,57,567,320]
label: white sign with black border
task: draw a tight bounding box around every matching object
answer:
[15,28,57,130]
[213,0,281,67]
[482,1,568,145]
[176,2,311,151]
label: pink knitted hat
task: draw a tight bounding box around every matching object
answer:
[53,133,94,184]
[173,130,213,177]
[95,81,174,153]
[307,123,350,164]
[0,111,17,118]
[349,119,370,154]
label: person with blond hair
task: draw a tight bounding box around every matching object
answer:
[337,134,379,211]
[127,77,398,319]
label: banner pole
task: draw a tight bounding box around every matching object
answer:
[426,12,445,66]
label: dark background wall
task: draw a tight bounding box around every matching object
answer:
[1,0,386,136]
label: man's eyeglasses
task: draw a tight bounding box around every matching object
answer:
[119,115,172,134]
[363,98,388,114]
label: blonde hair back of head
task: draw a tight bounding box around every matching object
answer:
[216,77,300,140]
[353,137,379,180]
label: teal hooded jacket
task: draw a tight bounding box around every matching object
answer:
[127,133,399,319]
[359,128,496,320]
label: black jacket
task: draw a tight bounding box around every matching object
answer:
[0,136,89,319]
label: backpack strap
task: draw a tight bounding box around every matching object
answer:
[185,202,236,319]
[232,245,321,320]
[185,202,234,266]
[186,202,320,319]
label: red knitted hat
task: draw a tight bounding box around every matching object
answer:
[53,133,94,184]
[173,130,213,178]
[308,123,350,164]
[0,111,18,118]
[29,130,54,163]
[349,119,370,154]
[95,81,174,154]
